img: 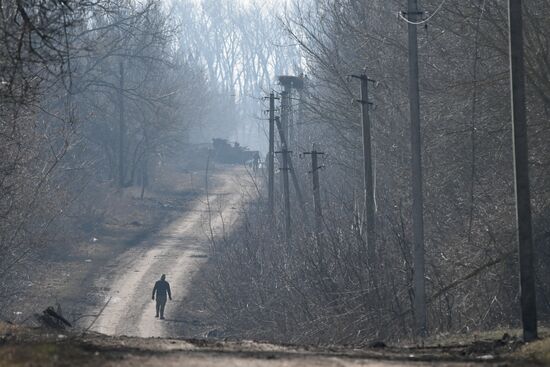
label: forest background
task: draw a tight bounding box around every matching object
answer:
[1,0,549,345]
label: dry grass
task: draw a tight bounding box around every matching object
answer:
[512,328,550,365]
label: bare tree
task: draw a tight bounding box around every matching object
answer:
[202,0,550,343]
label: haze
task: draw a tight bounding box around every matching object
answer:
[0,0,548,365]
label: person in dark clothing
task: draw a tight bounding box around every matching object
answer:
[252,152,260,173]
[152,274,172,319]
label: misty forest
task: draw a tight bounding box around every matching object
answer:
[1,0,550,363]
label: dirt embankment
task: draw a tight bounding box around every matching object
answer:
[1,323,549,366]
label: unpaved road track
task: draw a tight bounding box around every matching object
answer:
[90,166,252,338]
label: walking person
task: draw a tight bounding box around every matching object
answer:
[152,274,172,319]
[252,152,260,173]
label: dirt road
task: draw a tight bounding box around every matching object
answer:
[89,166,252,338]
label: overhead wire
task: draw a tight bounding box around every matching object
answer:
[398,0,448,25]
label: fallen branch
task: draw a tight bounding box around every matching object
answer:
[397,249,515,318]
[82,296,112,335]
[35,307,72,330]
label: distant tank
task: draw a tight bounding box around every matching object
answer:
[212,138,259,165]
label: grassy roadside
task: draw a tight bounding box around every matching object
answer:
[385,327,550,365]
[514,335,550,365]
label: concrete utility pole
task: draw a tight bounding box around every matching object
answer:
[275,116,310,226]
[118,61,126,188]
[268,92,276,215]
[276,145,292,251]
[405,0,427,337]
[508,0,538,342]
[304,144,325,236]
[278,75,304,147]
[280,89,290,145]
[352,74,377,263]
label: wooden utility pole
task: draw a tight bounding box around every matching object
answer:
[405,0,427,337]
[118,61,126,188]
[352,74,377,263]
[304,144,325,236]
[508,0,538,342]
[276,145,292,250]
[268,92,276,215]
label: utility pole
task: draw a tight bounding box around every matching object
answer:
[118,60,125,188]
[508,0,538,342]
[268,92,276,215]
[405,0,426,337]
[278,75,304,147]
[275,115,310,226]
[351,74,377,263]
[304,144,325,236]
[276,145,292,251]
[281,88,290,145]
[276,116,285,195]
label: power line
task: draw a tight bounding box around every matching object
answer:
[398,0,447,25]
